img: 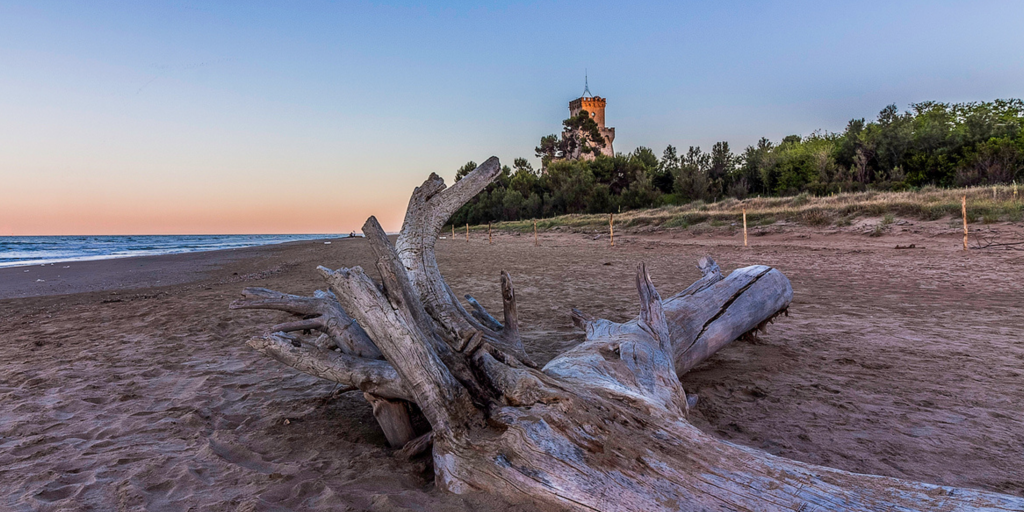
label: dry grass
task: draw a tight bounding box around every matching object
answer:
[481,185,1024,233]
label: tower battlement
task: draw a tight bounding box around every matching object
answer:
[569,96,608,128]
[567,93,614,158]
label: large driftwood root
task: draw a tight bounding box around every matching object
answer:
[232,158,1024,511]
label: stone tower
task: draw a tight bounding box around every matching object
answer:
[567,78,615,158]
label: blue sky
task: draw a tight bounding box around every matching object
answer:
[1,1,1022,234]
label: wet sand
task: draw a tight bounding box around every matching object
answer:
[2,220,1023,510]
[0,239,349,300]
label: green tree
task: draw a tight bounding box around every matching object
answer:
[655,145,680,194]
[619,169,662,210]
[955,136,1023,186]
[535,111,607,166]
[560,110,607,160]
[543,160,598,215]
[738,137,775,195]
[454,161,477,182]
[524,192,543,218]
[509,165,540,197]
[631,146,659,170]
[500,188,526,220]
[875,104,913,176]
[513,157,536,176]
[709,142,735,182]
[535,135,560,168]
[675,146,714,202]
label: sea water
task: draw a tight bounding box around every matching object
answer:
[0,234,350,268]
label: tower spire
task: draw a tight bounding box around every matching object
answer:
[583,69,592,97]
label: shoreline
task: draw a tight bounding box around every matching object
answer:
[3,216,1016,301]
[0,234,352,270]
[0,237,349,300]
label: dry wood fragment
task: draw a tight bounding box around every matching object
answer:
[364,393,416,447]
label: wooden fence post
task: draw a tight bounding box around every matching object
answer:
[609,213,614,247]
[962,195,968,251]
[466,223,469,242]
[743,207,748,247]
[452,224,455,240]
[488,223,492,245]
[534,220,538,246]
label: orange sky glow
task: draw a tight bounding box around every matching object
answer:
[5,2,1022,235]
[0,165,418,235]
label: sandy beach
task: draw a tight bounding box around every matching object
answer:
[2,221,1023,510]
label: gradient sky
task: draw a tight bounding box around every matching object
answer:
[2,1,1022,235]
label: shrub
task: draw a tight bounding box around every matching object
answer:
[663,216,689,229]
[1008,204,1023,222]
[802,210,832,226]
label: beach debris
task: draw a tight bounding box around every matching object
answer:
[229,157,1023,511]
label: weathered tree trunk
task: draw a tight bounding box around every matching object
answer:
[232,158,1024,511]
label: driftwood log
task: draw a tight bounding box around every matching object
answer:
[232,158,1024,511]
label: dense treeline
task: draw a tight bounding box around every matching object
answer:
[451,99,1024,226]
